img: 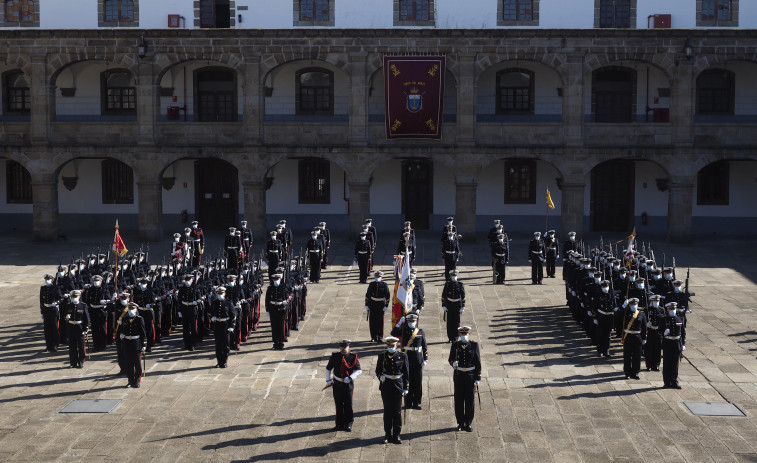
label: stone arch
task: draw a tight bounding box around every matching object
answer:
[261,54,350,84]
[474,53,568,88]
[49,56,140,87]
[365,53,461,90]
[155,58,246,88]
[584,53,675,82]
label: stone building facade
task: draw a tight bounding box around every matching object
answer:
[1,27,756,241]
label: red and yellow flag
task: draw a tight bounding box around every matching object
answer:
[546,188,555,210]
[111,220,128,258]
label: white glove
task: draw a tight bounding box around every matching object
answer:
[383,306,388,312]
[100,300,107,305]
[613,307,619,312]
[571,291,576,296]
[364,306,369,312]
[647,322,651,328]
[664,328,670,335]
[146,304,151,309]
[452,361,458,368]
[587,311,592,316]
[682,345,686,351]
[344,377,351,384]
[380,376,385,383]
[642,340,647,345]
[580,303,584,308]
[192,301,198,306]
[622,299,629,308]
[178,312,183,318]
[326,380,333,386]
[443,306,448,312]
[211,316,217,322]
[422,360,427,367]
[65,314,71,320]
[227,327,234,332]
[141,346,146,352]
[41,315,44,321]
[396,316,406,327]
[117,319,122,325]
[402,390,408,396]
[459,308,465,314]
[593,319,598,325]
[474,381,479,386]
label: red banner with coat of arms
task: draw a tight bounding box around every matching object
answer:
[384,55,445,139]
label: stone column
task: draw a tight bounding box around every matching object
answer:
[29,53,51,144]
[137,61,157,145]
[666,176,695,243]
[348,52,368,145]
[455,182,477,241]
[32,174,58,241]
[560,181,585,237]
[456,53,476,146]
[563,53,585,146]
[348,183,370,238]
[242,181,266,238]
[242,53,262,145]
[671,61,694,146]
[137,181,163,241]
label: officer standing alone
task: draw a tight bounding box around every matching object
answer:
[449,326,481,432]
[325,340,362,431]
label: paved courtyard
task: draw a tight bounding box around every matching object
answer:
[1,230,757,462]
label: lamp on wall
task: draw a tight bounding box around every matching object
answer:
[137,36,148,59]
[675,39,694,66]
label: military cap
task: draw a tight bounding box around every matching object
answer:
[533,231,541,236]
[628,269,638,276]
[118,292,130,299]
[129,302,139,310]
[673,279,684,286]
[338,339,351,347]
[497,233,505,238]
[446,217,454,221]
[650,268,662,275]
[272,273,282,280]
[587,267,597,272]
[183,274,193,281]
[173,232,181,238]
[92,274,103,281]
[600,280,610,287]
[665,301,678,309]
[568,231,576,236]
[226,274,238,281]
[69,263,78,270]
[547,229,555,234]
[618,267,628,273]
[579,258,591,263]
[70,290,82,297]
[410,268,417,275]
[359,231,367,236]
[364,219,372,224]
[493,219,500,224]
[215,286,226,294]
[240,220,247,225]
[457,326,471,334]
[319,221,326,226]
[627,297,639,304]
[383,336,399,345]
[406,312,419,321]
[374,270,384,277]
[649,294,661,301]
[449,269,459,276]
[192,220,199,225]
[184,227,192,233]
[404,221,412,226]
[663,267,673,273]
[279,219,287,224]
[44,273,53,280]
[275,266,285,273]
[228,226,236,232]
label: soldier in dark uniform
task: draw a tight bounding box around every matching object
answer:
[225,274,245,350]
[85,274,111,352]
[397,231,415,265]
[190,221,205,267]
[210,286,235,368]
[395,312,427,410]
[355,232,372,284]
[365,270,391,342]
[146,270,164,345]
[240,220,253,263]
[402,221,416,247]
[441,217,456,242]
[266,273,291,350]
[177,274,201,351]
[661,301,685,389]
[592,280,615,357]
[375,336,409,444]
[361,222,376,271]
[266,231,283,283]
[306,230,324,283]
[544,230,559,278]
[325,339,362,431]
[63,290,89,368]
[441,231,461,281]
[449,326,481,432]
[113,292,131,374]
[621,297,647,380]
[491,233,509,284]
[528,231,545,284]
[487,219,502,245]
[648,267,664,297]
[442,269,466,343]
[279,220,293,260]
[365,218,378,253]
[562,231,578,278]
[40,274,62,352]
[224,227,242,275]
[409,268,425,312]
[119,302,146,388]
[645,294,664,371]
[132,277,157,352]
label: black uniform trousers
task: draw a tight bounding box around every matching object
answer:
[214,321,231,366]
[645,329,662,370]
[332,382,355,428]
[270,309,287,347]
[443,255,457,280]
[623,334,643,377]
[380,385,403,437]
[494,259,506,284]
[181,307,198,350]
[453,371,476,426]
[139,308,156,349]
[596,313,614,355]
[123,339,142,386]
[42,308,59,350]
[368,302,385,342]
[90,307,108,350]
[240,302,251,341]
[662,339,682,386]
[357,254,370,283]
[309,257,322,282]
[546,252,557,277]
[445,302,462,342]
[406,356,424,407]
[530,258,544,283]
[67,323,86,367]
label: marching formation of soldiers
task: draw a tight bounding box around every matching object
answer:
[562,233,691,388]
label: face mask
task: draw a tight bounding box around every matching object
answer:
[311,235,317,239]
[228,282,235,287]
[127,309,137,317]
[192,224,197,229]
[664,274,672,280]
[460,336,468,342]
[361,236,366,240]
[674,287,682,293]
[408,322,417,328]
[637,284,644,290]
[79,265,85,271]
[448,236,453,240]
[668,310,676,316]
[58,271,65,277]
[45,280,52,286]
[70,270,76,275]
[601,287,609,293]
[184,281,192,287]
[238,279,244,285]
[230,232,235,236]
[71,298,80,304]
[89,260,95,266]
[594,278,601,284]
[94,281,101,287]
[387,347,396,354]
[451,276,457,282]
[653,274,661,280]
[122,265,128,270]
[588,273,594,278]
[570,236,575,241]
[218,295,226,301]
[174,238,180,242]
[619,274,626,280]
[409,277,416,283]
[139,284,147,290]
[99,259,106,264]
[613,266,620,271]
[273,281,280,287]
[651,301,659,308]
[630,305,638,312]
[185,233,190,237]
[375,278,381,282]
[241,225,246,229]
[629,276,636,282]
[498,239,504,243]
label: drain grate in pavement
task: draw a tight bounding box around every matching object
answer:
[684,402,745,417]
[60,399,121,414]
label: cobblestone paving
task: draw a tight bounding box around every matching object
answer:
[1,231,756,462]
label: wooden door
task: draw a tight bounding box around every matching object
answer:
[402,160,432,230]
[591,160,634,232]
[195,159,238,229]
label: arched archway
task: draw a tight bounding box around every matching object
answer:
[693,159,757,235]
[0,158,33,231]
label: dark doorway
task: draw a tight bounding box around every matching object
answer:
[593,68,635,123]
[199,0,230,28]
[195,67,237,122]
[402,159,432,230]
[591,160,634,232]
[195,159,238,229]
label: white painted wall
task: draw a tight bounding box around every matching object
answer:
[265,159,347,214]
[476,160,562,215]
[370,160,402,214]
[692,161,757,217]
[633,161,669,215]
[55,62,124,116]
[265,61,350,116]
[57,159,139,214]
[583,64,671,120]
[729,62,757,115]
[27,0,754,29]
[433,162,455,215]
[477,62,563,115]
[157,62,244,120]
[0,161,33,213]
[162,160,196,214]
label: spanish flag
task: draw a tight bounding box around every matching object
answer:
[546,188,556,210]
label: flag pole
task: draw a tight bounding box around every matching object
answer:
[114,220,119,294]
